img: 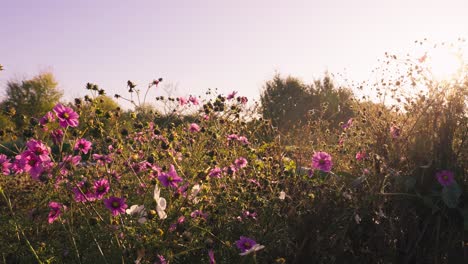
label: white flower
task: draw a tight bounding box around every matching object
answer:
[188,184,201,204]
[279,191,286,200]
[126,204,147,224]
[240,244,265,256]
[153,184,167,219]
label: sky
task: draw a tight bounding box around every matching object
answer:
[1,0,467,108]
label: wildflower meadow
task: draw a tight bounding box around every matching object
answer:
[0,43,467,264]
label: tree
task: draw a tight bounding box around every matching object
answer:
[260,73,354,131]
[1,72,62,129]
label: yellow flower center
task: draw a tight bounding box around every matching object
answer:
[63,113,69,119]
[112,201,120,208]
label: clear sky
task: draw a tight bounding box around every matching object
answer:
[1,0,467,108]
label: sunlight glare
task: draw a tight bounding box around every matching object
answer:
[428,48,463,81]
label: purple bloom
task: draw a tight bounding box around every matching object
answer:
[209,167,222,178]
[235,157,248,169]
[48,201,65,224]
[178,97,188,106]
[227,91,237,100]
[189,95,199,105]
[59,155,81,175]
[311,151,333,172]
[189,123,201,133]
[235,236,257,253]
[190,210,208,219]
[53,104,79,128]
[436,170,455,186]
[74,138,92,154]
[92,154,113,165]
[158,164,183,188]
[73,181,96,203]
[227,134,239,141]
[0,154,12,175]
[51,129,64,145]
[40,111,55,125]
[237,136,250,145]
[26,139,50,162]
[208,249,216,264]
[342,118,353,130]
[104,196,128,216]
[355,150,366,161]
[238,96,248,104]
[93,178,110,200]
[390,125,401,139]
[156,255,167,264]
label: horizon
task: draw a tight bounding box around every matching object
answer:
[1,0,467,108]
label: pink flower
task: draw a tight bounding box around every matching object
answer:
[208,249,216,264]
[227,134,239,141]
[74,138,92,154]
[53,104,79,128]
[40,111,55,125]
[93,178,110,200]
[59,155,81,175]
[227,91,238,100]
[92,154,113,165]
[342,118,353,130]
[238,96,248,104]
[390,125,401,139]
[311,151,333,172]
[0,154,12,175]
[189,123,201,133]
[158,164,183,188]
[73,181,96,203]
[178,97,188,106]
[48,201,66,224]
[51,129,64,145]
[209,167,222,178]
[189,95,199,105]
[235,157,248,168]
[436,170,455,186]
[238,136,250,145]
[104,196,128,216]
[26,139,50,162]
[355,150,366,161]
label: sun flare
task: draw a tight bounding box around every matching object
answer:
[427,48,463,81]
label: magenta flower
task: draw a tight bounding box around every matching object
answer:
[178,97,188,106]
[227,91,237,100]
[40,111,55,125]
[92,154,113,165]
[48,201,66,224]
[238,96,248,104]
[436,170,455,186]
[227,134,239,141]
[0,154,12,175]
[73,181,96,203]
[208,249,216,264]
[390,125,401,139]
[236,236,256,252]
[156,255,167,264]
[26,139,50,162]
[104,196,128,216]
[51,129,64,145]
[355,150,366,161]
[189,95,199,105]
[342,118,353,130]
[74,138,92,154]
[238,136,250,145]
[190,209,208,219]
[311,151,333,172]
[53,104,79,128]
[158,164,183,188]
[235,157,248,169]
[93,178,110,200]
[59,155,81,175]
[189,123,201,133]
[209,167,222,178]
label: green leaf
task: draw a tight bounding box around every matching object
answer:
[441,182,461,208]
